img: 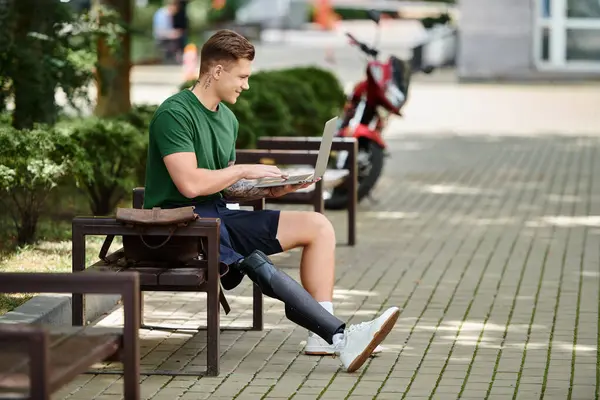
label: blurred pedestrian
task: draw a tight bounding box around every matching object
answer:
[314,0,338,64]
[173,0,189,57]
[153,0,182,63]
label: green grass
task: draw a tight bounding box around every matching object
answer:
[0,234,121,315]
[0,184,126,316]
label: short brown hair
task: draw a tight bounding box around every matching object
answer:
[199,29,255,75]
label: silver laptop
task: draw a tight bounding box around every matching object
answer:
[254,116,338,188]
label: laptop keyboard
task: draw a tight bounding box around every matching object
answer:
[259,173,313,184]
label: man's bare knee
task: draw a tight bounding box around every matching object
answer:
[310,212,336,243]
[278,211,336,250]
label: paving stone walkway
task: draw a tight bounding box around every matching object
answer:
[55,133,600,399]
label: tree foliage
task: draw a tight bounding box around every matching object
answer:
[0,0,124,128]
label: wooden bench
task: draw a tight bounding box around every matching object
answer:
[71,188,265,377]
[238,137,358,246]
[235,149,326,209]
[0,272,140,400]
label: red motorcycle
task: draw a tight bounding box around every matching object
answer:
[325,10,432,210]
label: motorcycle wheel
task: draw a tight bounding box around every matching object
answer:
[325,140,385,210]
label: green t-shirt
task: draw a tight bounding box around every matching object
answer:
[143,89,238,209]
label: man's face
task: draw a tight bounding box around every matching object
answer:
[214,58,251,104]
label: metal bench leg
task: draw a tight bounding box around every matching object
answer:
[122,279,141,400]
[138,292,144,328]
[30,331,50,400]
[72,225,85,325]
[314,180,324,214]
[252,283,263,331]
[206,233,220,376]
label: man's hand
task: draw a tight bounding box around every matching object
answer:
[240,164,288,180]
[222,162,291,202]
[268,178,321,198]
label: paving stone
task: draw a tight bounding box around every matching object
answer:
[51,134,600,399]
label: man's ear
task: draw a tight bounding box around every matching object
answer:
[214,65,224,80]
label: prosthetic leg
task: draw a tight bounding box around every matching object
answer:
[235,250,345,344]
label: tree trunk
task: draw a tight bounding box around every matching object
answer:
[94,0,132,117]
[17,210,38,246]
[91,187,121,216]
[0,0,13,113]
[11,0,57,130]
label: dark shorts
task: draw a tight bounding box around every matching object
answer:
[193,198,283,267]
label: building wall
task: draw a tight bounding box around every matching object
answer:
[458,0,535,80]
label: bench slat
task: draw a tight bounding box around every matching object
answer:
[159,268,206,286]
[0,327,121,395]
[88,257,210,288]
[87,263,160,286]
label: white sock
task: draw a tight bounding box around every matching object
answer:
[308,301,335,338]
[332,332,344,347]
[319,301,334,315]
[320,301,344,346]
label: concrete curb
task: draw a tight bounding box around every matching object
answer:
[0,293,120,326]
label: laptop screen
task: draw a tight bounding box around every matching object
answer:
[313,116,339,178]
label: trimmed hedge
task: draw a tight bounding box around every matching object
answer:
[279,67,347,125]
[237,67,345,147]
[181,66,346,149]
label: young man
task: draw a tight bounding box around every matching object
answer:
[143,29,400,372]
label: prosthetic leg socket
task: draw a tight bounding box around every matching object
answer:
[236,250,345,344]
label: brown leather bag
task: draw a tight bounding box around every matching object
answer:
[99,205,233,314]
[101,206,204,265]
[116,206,197,226]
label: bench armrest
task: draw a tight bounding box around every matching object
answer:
[0,272,140,331]
[0,271,138,297]
[256,136,357,152]
[0,272,140,398]
[235,149,319,165]
[0,324,49,398]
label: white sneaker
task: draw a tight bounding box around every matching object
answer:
[304,334,384,356]
[335,306,400,372]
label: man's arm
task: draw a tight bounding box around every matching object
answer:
[155,110,284,199]
[222,162,315,202]
[164,154,246,198]
[164,155,285,199]
[222,161,273,202]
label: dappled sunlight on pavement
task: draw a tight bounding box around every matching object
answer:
[56,132,600,399]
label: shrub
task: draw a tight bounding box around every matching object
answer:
[0,125,78,245]
[119,103,159,184]
[226,97,258,149]
[241,75,294,139]
[121,103,159,132]
[179,79,197,92]
[205,0,243,25]
[279,67,346,121]
[248,70,324,137]
[59,117,147,216]
[0,113,11,126]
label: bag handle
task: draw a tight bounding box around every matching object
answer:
[137,226,177,250]
[99,235,115,262]
[98,228,178,260]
